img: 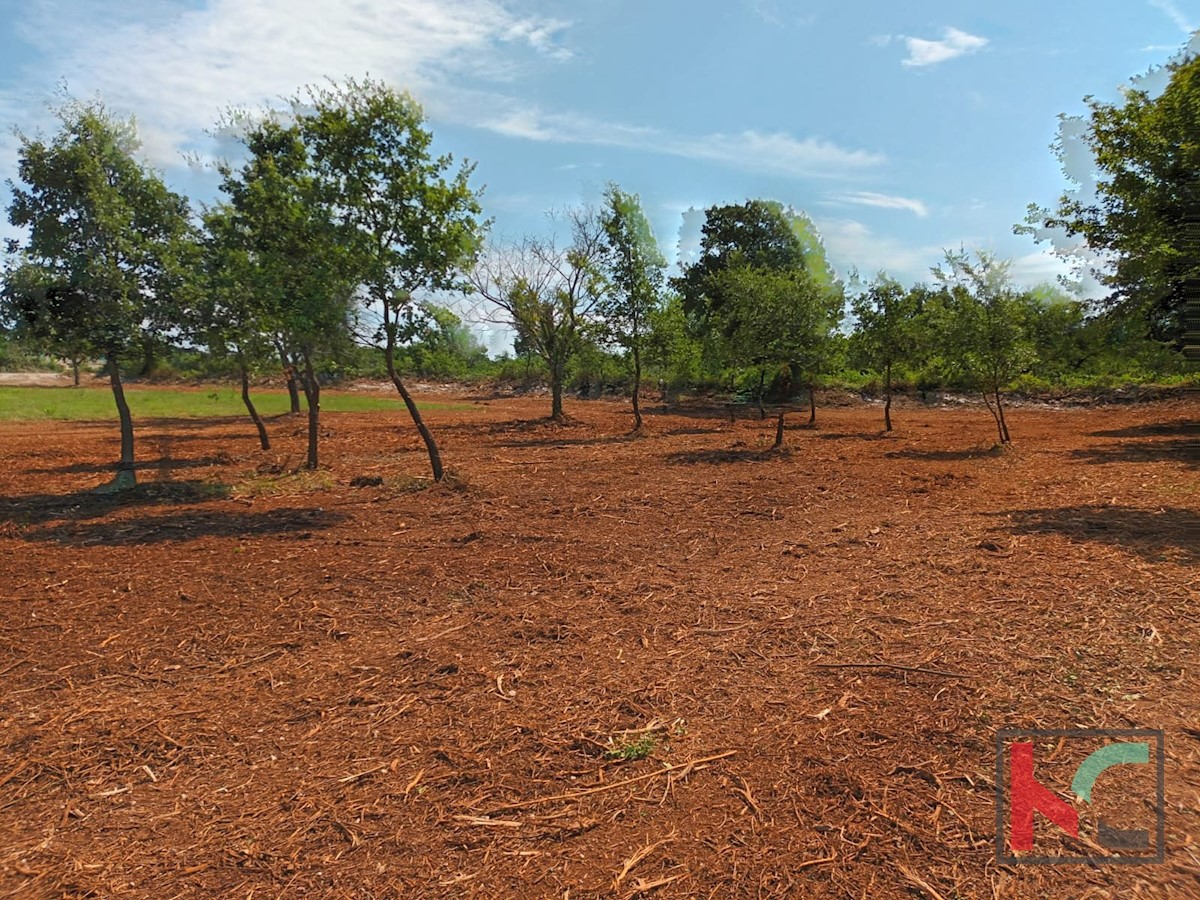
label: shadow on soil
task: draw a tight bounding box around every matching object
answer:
[998,504,1200,563]
[667,446,790,465]
[886,446,1004,462]
[25,507,345,546]
[25,455,234,475]
[1,482,347,545]
[1071,424,1200,467]
[1088,422,1198,439]
[0,481,228,527]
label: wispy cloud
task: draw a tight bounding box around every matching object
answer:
[446,93,885,179]
[816,218,948,282]
[1148,0,1194,34]
[2,0,575,166]
[900,27,988,67]
[0,0,879,185]
[831,191,929,217]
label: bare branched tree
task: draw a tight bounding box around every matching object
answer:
[468,207,607,420]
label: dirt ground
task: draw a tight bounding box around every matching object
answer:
[0,389,1197,899]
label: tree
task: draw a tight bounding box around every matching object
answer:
[645,293,703,403]
[598,184,666,430]
[706,265,827,447]
[850,274,923,431]
[469,207,607,421]
[1019,49,1200,349]
[216,113,358,469]
[931,250,1035,444]
[297,78,486,482]
[4,97,194,490]
[673,199,808,320]
[195,204,275,450]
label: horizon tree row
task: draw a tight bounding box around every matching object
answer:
[3,46,1198,483]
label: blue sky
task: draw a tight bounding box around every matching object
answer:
[1,0,1198,310]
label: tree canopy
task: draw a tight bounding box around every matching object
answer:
[1020,51,1200,349]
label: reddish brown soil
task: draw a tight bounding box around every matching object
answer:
[0,391,1197,898]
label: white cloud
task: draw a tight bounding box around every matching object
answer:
[447,95,885,178]
[0,0,880,184]
[901,27,988,67]
[2,0,575,167]
[814,218,949,283]
[1148,0,1194,34]
[832,191,928,217]
[1008,249,1073,287]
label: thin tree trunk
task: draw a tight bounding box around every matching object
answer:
[277,340,301,414]
[808,380,817,425]
[299,349,320,470]
[107,354,136,491]
[384,317,444,482]
[756,368,766,420]
[884,361,893,432]
[550,358,565,420]
[72,358,81,386]
[981,388,1004,444]
[631,345,643,431]
[238,349,270,451]
[773,410,786,448]
[995,389,1011,443]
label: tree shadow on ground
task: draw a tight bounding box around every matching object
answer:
[818,432,893,442]
[996,504,1200,564]
[1089,422,1198,439]
[17,506,347,546]
[498,433,635,449]
[666,446,790,465]
[885,446,1003,462]
[0,481,230,527]
[25,455,234,475]
[1072,432,1199,468]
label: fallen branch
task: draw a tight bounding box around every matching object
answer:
[812,662,970,679]
[482,750,737,814]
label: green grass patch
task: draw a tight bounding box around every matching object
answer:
[0,386,475,421]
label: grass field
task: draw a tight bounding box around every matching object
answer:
[0,385,475,421]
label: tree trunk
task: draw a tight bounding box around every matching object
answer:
[884,361,893,432]
[384,323,445,482]
[299,349,320,470]
[238,350,270,451]
[756,369,766,420]
[981,388,1004,444]
[631,345,643,431]
[107,354,137,491]
[773,410,786,448]
[72,358,81,386]
[277,340,301,414]
[995,389,1011,443]
[808,381,817,425]
[550,358,565,420]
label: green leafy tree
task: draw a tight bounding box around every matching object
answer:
[707,265,827,446]
[850,274,923,430]
[931,250,1035,444]
[3,97,195,490]
[296,78,486,481]
[469,207,607,420]
[598,184,666,430]
[1019,49,1200,350]
[195,204,275,450]
[216,113,358,469]
[645,293,703,402]
[673,199,808,320]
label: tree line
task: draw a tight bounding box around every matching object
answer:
[2,53,1198,489]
